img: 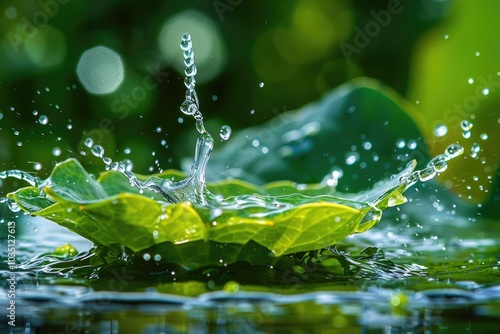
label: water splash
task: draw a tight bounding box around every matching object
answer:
[85,33,214,205]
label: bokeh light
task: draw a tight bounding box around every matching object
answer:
[76,46,124,95]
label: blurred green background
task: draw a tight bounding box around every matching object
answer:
[0,0,499,208]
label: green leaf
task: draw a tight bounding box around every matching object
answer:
[8,157,413,269]
[207,78,429,193]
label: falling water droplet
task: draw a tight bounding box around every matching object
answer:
[84,138,94,148]
[480,133,488,140]
[461,120,473,131]
[445,143,464,158]
[91,145,105,158]
[38,115,48,125]
[219,125,232,141]
[259,82,264,88]
[470,143,480,158]
[52,147,61,157]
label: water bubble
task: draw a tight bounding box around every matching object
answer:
[445,143,464,158]
[84,138,94,148]
[219,125,232,141]
[433,124,448,137]
[52,147,61,156]
[91,145,105,158]
[461,120,473,131]
[470,143,480,158]
[480,133,488,140]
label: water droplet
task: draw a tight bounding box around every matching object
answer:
[155,126,162,133]
[123,159,133,172]
[362,141,372,150]
[185,64,197,77]
[395,138,405,149]
[38,115,49,125]
[418,167,436,182]
[219,125,232,141]
[178,117,184,124]
[84,138,94,148]
[180,101,197,115]
[444,34,449,39]
[52,147,61,157]
[154,254,162,261]
[445,143,464,158]
[124,147,131,154]
[407,139,417,150]
[461,120,473,131]
[468,78,474,84]
[143,253,151,261]
[475,51,480,56]
[259,82,264,88]
[212,95,218,101]
[32,110,38,116]
[67,124,73,130]
[480,133,488,140]
[470,143,480,158]
[428,154,448,173]
[482,88,490,96]
[462,130,471,139]
[345,152,359,165]
[433,124,448,137]
[91,145,104,158]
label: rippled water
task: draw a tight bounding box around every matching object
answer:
[2,185,500,333]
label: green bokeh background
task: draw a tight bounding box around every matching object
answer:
[0,0,498,207]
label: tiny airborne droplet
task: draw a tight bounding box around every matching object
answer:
[38,115,49,125]
[219,125,232,141]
